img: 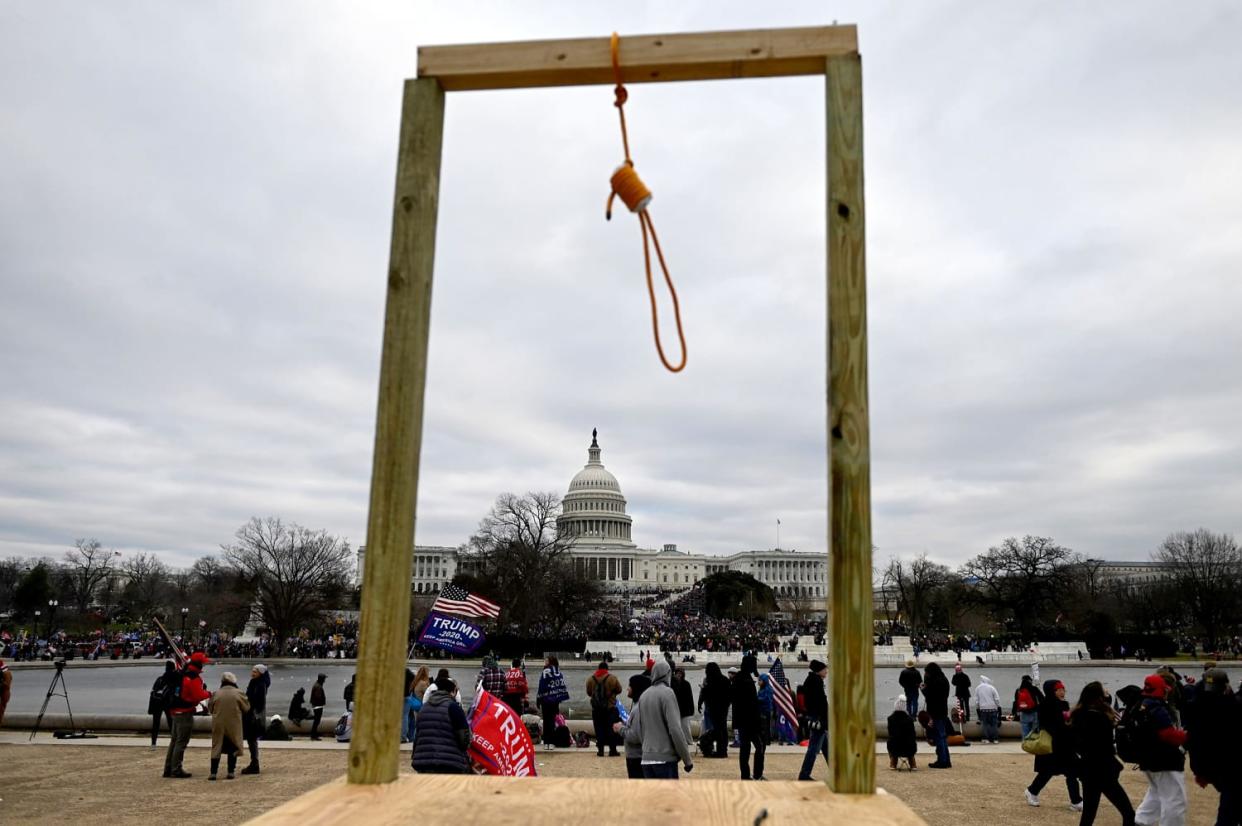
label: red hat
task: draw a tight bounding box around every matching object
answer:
[1142,675,1166,698]
[645,658,656,672]
[189,651,213,668]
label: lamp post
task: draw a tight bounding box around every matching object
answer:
[180,607,189,641]
[34,609,41,639]
[47,599,58,639]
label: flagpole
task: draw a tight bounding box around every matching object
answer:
[776,518,781,551]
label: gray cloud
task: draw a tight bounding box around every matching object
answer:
[2,2,1240,573]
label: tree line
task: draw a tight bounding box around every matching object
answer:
[881,530,1242,649]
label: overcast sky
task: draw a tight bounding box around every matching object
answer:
[2,2,1240,572]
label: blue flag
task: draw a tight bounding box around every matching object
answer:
[417,611,486,655]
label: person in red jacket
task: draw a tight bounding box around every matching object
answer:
[163,651,212,778]
[502,659,528,714]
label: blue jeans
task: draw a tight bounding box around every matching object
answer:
[978,709,1000,741]
[1020,711,1038,738]
[799,727,829,780]
[931,717,950,765]
[402,696,418,742]
[905,693,919,718]
[641,762,679,779]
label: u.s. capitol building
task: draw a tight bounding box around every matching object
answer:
[357,430,827,600]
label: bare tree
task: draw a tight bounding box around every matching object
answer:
[882,553,952,634]
[960,536,1079,636]
[63,538,120,614]
[120,552,170,620]
[464,491,585,635]
[1155,529,1242,648]
[222,517,352,653]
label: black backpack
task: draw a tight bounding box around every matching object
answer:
[590,674,612,712]
[1115,704,1148,764]
[158,670,187,710]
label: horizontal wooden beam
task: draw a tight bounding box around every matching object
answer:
[418,25,858,91]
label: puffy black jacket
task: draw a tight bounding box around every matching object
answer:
[922,668,950,720]
[672,677,695,718]
[802,671,828,722]
[898,667,921,695]
[1034,694,1078,776]
[731,674,760,731]
[886,710,917,757]
[412,690,470,773]
[1187,691,1242,786]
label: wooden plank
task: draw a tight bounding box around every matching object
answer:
[419,25,858,91]
[825,53,874,794]
[347,77,445,785]
[248,775,925,826]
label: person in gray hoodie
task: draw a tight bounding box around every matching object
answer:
[974,675,1002,743]
[625,659,694,779]
[615,673,652,779]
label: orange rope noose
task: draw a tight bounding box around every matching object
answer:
[605,32,687,373]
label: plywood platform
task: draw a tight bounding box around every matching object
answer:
[248,775,925,825]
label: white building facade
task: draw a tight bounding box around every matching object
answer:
[357,430,828,599]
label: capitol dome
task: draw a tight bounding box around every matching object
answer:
[557,429,635,547]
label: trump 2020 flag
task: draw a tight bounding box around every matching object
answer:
[769,658,798,743]
[468,689,537,777]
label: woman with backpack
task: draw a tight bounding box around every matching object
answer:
[1071,681,1136,826]
[147,660,177,747]
[1014,675,1044,737]
[1024,679,1083,811]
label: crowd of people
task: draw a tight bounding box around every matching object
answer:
[888,659,1241,826]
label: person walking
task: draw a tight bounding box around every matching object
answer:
[922,662,952,769]
[309,673,327,740]
[1186,668,1241,826]
[615,673,652,779]
[629,660,694,779]
[697,661,732,758]
[899,659,922,718]
[1071,681,1135,826]
[798,660,830,781]
[536,655,569,751]
[1014,674,1044,738]
[502,658,528,714]
[1133,674,1189,826]
[731,654,766,781]
[586,660,623,757]
[975,675,1002,744]
[671,667,696,745]
[952,664,972,722]
[208,672,250,781]
[163,651,212,779]
[240,664,269,775]
[147,660,176,747]
[1025,680,1083,811]
[411,676,470,774]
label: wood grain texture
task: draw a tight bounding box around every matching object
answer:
[347,77,445,785]
[248,775,925,826]
[825,53,874,795]
[419,25,858,91]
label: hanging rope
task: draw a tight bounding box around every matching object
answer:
[605,31,687,374]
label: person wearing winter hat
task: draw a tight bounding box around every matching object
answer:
[208,672,250,780]
[731,654,766,781]
[0,659,11,727]
[163,651,212,779]
[1186,668,1241,826]
[1025,680,1082,811]
[798,660,829,781]
[886,694,918,770]
[309,673,327,741]
[951,664,972,722]
[1133,674,1188,826]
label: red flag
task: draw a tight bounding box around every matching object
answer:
[467,689,537,777]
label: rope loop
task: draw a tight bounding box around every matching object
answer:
[604,31,687,374]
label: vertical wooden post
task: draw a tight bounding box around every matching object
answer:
[825,53,873,794]
[348,77,445,785]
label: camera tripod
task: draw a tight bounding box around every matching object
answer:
[29,661,95,740]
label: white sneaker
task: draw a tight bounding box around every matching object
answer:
[1070,802,1083,812]
[1025,790,1040,807]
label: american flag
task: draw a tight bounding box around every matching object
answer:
[769,658,798,742]
[432,584,501,619]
